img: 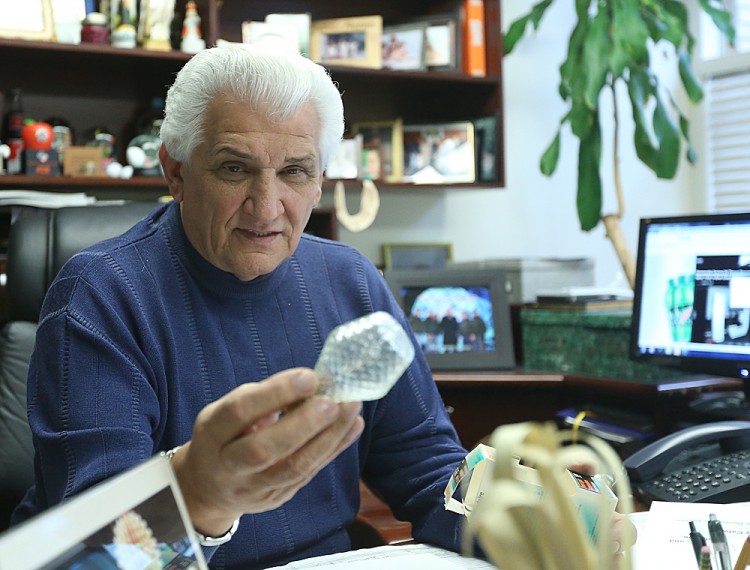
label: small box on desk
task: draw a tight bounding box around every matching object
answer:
[520,307,684,380]
[23,149,60,176]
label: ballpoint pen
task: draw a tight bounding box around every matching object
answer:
[703,545,716,570]
[690,521,708,564]
[709,514,733,570]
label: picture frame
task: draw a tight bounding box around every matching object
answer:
[381,23,427,71]
[472,114,499,182]
[310,15,382,69]
[382,242,453,271]
[351,119,404,183]
[0,0,54,40]
[402,121,476,184]
[398,12,461,72]
[384,267,516,371]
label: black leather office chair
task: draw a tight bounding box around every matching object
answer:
[0,201,160,531]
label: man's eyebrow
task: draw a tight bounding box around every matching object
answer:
[213,146,255,160]
[286,154,317,165]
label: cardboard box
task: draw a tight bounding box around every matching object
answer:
[63,146,104,176]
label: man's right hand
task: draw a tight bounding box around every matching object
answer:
[169,367,364,539]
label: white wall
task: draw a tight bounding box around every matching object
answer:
[320,1,704,287]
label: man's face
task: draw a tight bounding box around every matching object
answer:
[162,97,323,281]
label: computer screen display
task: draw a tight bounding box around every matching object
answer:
[630,212,750,380]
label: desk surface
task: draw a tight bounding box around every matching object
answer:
[432,369,743,394]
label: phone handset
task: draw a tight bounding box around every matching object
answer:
[623,420,750,482]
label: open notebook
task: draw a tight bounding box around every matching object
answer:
[0,455,208,570]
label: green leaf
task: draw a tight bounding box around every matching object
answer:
[653,1,688,47]
[678,49,704,103]
[503,0,555,55]
[663,0,694,51]
[577,117,603,231]
[697,0,736,46]
[610,0,650,77]
[582,7,612,108]
[541,129,562,176]
[652,92,681,178]
[627,68,658,171]
[503,16,531,55]
[559,16,590,100]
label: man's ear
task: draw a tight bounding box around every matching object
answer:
[160,145,185,203]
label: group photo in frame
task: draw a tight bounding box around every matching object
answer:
[402,121,476,184]
[351,119,404,183]
[384,267,515,371]
[0,0,54,40]
[381,23,427,71]
[310,15,382,69]
[381,242,452,271]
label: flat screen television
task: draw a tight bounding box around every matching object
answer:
[384,267,515,371]
[630,212,750,401]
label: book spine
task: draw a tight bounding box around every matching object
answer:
[462,0,486,77]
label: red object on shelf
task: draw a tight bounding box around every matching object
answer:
[22,122,54,151]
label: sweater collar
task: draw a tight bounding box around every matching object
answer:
[162,201,290,298]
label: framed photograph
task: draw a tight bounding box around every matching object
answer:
[381,23,427,71]
[382,242,452,271]
[310,15,382,69]
[473,114,499,182]
[399,12,461,72]
[402,121,475,184]
[325,135,362,180]
[0,0,54,40]
[351,119,403,183]
[384,267,516,371]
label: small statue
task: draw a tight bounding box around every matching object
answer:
[181,1,205,54]
[0,142,10,175]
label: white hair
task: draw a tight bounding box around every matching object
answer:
[159,43,345,170]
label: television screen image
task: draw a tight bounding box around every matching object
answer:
[385,268,515,371]
[401,284,495,355]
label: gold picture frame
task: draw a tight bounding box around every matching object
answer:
[382,242,453,271]
[351,119,404,183]
[310,15,382,69]
[0,0,54,40]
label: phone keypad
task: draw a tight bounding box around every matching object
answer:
[643,450,750,502]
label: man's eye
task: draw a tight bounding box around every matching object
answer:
[225,164,243,173]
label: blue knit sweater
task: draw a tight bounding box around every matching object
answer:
[14,202,467,569]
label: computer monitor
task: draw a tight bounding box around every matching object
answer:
[629,211,750,401]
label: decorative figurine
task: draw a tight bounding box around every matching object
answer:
[180,1,205,54]
[0,142,10,175]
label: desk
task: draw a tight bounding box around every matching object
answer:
[354,370,742,547]
[433,369,742,449]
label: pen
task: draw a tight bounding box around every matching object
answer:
[709,514,733,570]
[703,545,716,570]
[734,534,750,570]
[691,521,708,564]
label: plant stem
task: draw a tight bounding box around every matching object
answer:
[604,83,636,288]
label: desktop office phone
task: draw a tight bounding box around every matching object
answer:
[623,421,750,503]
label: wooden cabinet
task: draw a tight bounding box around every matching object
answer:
[0,0,503,207]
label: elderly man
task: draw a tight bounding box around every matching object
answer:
[13,44,467,569]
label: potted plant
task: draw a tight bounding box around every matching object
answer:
[503,1,735,288]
